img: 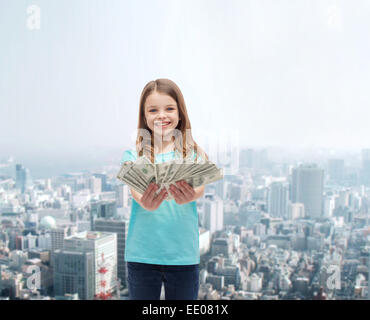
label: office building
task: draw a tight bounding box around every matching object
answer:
[63,231,117,296]
[116,184,129,208]
[93,218,128,286]
[361,149,370,186]
[291,164,324,219]
[90,200,117,230]
[53,250,94,300]
[15,164,31,193]
[328,159,345,184]
[268,182,289,218]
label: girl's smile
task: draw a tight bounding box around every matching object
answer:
[154,120,171,128]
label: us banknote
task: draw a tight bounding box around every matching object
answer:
[116,155,223,201]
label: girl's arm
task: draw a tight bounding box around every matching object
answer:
[130,188,144,206]
[192,185,205,201]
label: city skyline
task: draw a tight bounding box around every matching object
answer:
[1,143,370,300]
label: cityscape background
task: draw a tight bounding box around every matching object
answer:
[1,0,370,300]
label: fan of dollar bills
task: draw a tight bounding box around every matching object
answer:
[116,154,223,201]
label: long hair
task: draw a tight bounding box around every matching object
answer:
[135,78,208,163]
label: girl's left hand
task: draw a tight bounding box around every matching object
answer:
[168,180,196,205]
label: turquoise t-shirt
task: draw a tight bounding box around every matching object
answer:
[120,149,201,265]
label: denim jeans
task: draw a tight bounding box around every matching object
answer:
[127,261,199,300]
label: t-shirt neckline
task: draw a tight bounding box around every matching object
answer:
[156,151,175,156]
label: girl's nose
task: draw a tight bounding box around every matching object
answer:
[157,111,167,119]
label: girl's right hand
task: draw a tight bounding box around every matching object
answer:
[139,182,168,211]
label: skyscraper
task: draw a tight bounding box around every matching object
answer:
[88,176,102,194]
[90,200,117,230]
[328,159,345,184]
[54,231,117,299]
[92,173,109,192]
[291,164,324,219]
[203,200,218,234]
[361,149,370,186]
[268,182,289,218]
[53,250,94,300]
[115,184,129,208]
[15,164,31,193]
[93,218,128,286]
[50,225,77,252]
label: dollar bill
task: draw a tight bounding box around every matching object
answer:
[116,154,223,202]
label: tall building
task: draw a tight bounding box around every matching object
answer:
[202,197,223,234]
[25,233,37,249]
[328,159,345,184]
[268,182,289,218]
[93,218,128,286]
[239,203,261,229]
[38,233,52,250]
[50,225,77,252]
[203,199,217,233]
[291,164,324,219]
[228,184,241,201]
[323,195,336,218]
[15,235,25,250]
[116,184,129,208]
[54,231,117,299]
[92,173,109,192]
[90,200,117,230]
[88,176,102,194]
[361,149,370,186]
[53,250,94,300]
[25,212,39,230]
[215,179,227,199]
[15,164,31,193]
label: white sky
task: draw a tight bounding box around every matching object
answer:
[1,0,370,161]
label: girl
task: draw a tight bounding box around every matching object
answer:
[120,78,208,300]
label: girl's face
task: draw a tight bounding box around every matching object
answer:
[144,91,180,136]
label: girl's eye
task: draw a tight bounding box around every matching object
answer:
[149,107,175,112]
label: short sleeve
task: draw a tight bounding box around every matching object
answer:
[120,149,137,165]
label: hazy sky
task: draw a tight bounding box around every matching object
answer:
[1,0,370,163]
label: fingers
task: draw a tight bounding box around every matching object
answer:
[142,181,194,207]
[153,188,168,206]
[175,180,195,199]
[141,183,157,204]
[169,184,187,203]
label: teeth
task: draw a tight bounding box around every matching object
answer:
[155,122,170,125]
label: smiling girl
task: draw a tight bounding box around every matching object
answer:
[120,78,209,300]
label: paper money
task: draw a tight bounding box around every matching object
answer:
[116,155,223,202]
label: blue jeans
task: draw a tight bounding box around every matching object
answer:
[127,261,199,300]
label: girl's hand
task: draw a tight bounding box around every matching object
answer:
[140,183,168,211]
[168,180,196,205]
